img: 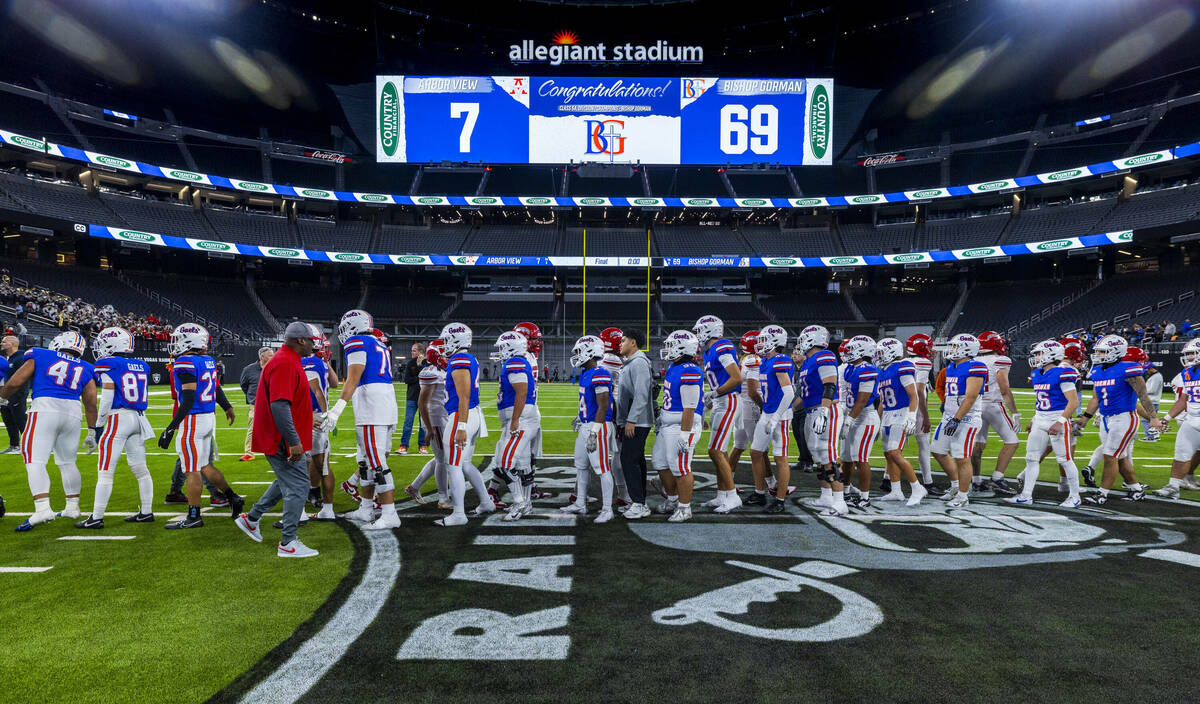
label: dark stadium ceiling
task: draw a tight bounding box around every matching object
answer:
[1,0,1199,145]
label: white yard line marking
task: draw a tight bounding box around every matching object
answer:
[0,566,53,573]
[56,535,136,541]
[1140,548,1200,568]
[238,527,400,704]
[234,481,276,485]
[473,535,577,546]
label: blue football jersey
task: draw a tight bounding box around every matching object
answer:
[25,348,94,401]
[945,359,988,399]
[498,356,536,410]
[342,334,392,386]
[661,361,704,413]
[799,349,838,409]
[843,362,879,408]
[1032,365,1079,413]
[577,366,614,423]
[1089,361,1143,415]
[172,354,219,414]
[760,353,796,414]
[445,351,480,413]
[94,356,150,411]
[0,356,10,382]
[703,338,741,396]
[877,359,916,412]
[302,355,329,411]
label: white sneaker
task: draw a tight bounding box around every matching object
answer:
[940,487,959,501]
[344,503,375,522]
[1059,496,1082,508]
[804,496,833,509]
[559,502,588,515]
[363,513,401,530]
[435,513,468,527]
[703,496,723,508]
[1005,495,1034,505]
[503,502,533,522]
[877,490,906,502]
[1152,485,1180,499]
[28,508,57,526]
[468,501,497,517]
[314,505,336,521]
[437,497,453,509]
[57,506,82,519]
[819,501,849,517]
[1180,476,1200,491]
[654,498,679,515]
[235,514,262,543]
[594,509,615,524]
[905,483,928,507]
[623,503,650,520]
[667,505,692,522]
[404,484,425,504]
[277,539,318,558]
[946,494,970,508]
[714,493,742,514]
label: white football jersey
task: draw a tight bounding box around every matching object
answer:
[978,354,1012,404]
[906,356,932,386]
[601,352,623,404]
[738,354,760,405]
[525,351,540,385]
[418,364,448,424]
[837,362,852,405]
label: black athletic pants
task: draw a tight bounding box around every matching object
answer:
[619,426,651,504]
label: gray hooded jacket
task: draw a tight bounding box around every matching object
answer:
[616,350,654,427]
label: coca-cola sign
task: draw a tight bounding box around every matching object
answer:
[857,153,906,167]
[304,150,353,164]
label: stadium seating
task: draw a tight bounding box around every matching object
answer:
[654,226,749,257]
[376,224,470,254]
[560,227,650,257]
[740,227,837,257]
[205,207,296,248]
[759,294,854,321]
[0,172,124,227]
[296,217,373,252]
[453,296,555,321]
[923,214,1009,251]
[854,288,958,323]
[660,297,760,323]
[123,271,273,336]
[4,260,176,322]
[562,298,658,323]
[100,193,212,240]
[464,225,559,256]
[364,288,455,320]
[257,283,361,323]
[952,281,1091,337]
[1097,183,1200,232]
[1002,198,1116,244]
[839,223,915,255]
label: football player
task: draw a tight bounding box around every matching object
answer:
[1132,347,1164,440]
[970,331,1019,495]
[1009,340,1083,507]
[651,330,705,522]
[435,322,495,526]
[873,337,926,506]
[76,327,155,528]
[728,330,761,484]
[563,335,615,523]
[692,315,743,514]
[747,324,796,514]
[491,331,540,522]
[904,333,936,488]
[797,325,844,516]
[1074,335,1157,504]
[598,326,631,508]
[158,323,242,529]
[404,339,451,508]
[513,322,545,480]
[1152,339,1200,498]
[1,332,99,530]
[322,311,402,530]
[931,333,988,508]
[304,326,339,521]
[839,335,880,508]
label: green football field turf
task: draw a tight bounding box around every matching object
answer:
[1,381,1196,704]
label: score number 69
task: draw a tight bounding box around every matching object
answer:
[720,104,778,155]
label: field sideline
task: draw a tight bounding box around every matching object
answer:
[0,381,1194,704]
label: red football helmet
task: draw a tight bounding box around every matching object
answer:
[978,330,1006,355]
[1059,337,1086,364]
[426,339,447,370]
[837,339,850,363]
[513,322,543,353]
[1122,346,1149,365]
[599,327,624,354]
[906,333,932,359]
[740,330,759,355]
[371,328,390,347]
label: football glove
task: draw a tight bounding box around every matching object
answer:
[158,427,176,450]
[572,417,583,433]
[943,417,961,437]
[0,396,8,407]
[811,406,829,435]
[1146,425,1161,442]
[1010,412,1022,433]
[585,424,598,453]
[82,428,99,454]
[702,390,716,406]
[903,410,918,434]
[320,399,346,433]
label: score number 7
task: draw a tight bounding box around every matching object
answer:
[450,102,479,153]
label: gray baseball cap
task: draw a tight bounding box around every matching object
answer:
[284,321,319,340]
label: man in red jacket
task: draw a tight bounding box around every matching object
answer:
[234,322,320,558]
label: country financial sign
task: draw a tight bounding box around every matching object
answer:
[375,76,834,166]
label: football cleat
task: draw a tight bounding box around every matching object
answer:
[666,505,692,523]
[905,484,929,507]
[404,484,425,504]
[74,516,104,529]
[850,496,871,510]
[419,446,429,455]
[209,495,229,508]
[946,495,970,508]
[436,497,453,510]
[559,502,588,515]
[764,497,786,514]
[277,540,319,558]
[527,485,551,500]
[594,508,615,524]
[654,498,679,515]
[344,503,376,523]
[313,505,336,521]
[923,482,949,496]
[235,514,263,542]
[877,490,906,502]
[968,483,995,499]
[503,502,533,522]
[340,480,361,502]
[164,516,204,530]
[1080,466,1097,488]
[57,506,81,519]
[307,487,322,507]
[567,494,598,505]
[486,488,509,511]
[819,504,849,517]
[468,502,498,517]
[1005,495,1034,505]
[1083,493,1108,505]
[703,496,723,508]
[363,514,401,530]
[1180,476,1200,491]
[714,493,742,514]
[804,495,833,509]
[743,492,767,506]
[622,503,651,520]
[163,492,188,505]
[238,454,254,462]
[1152,485,1180,500]
[940,487,959,501]
[435,514,468,527]
[990,478,1017,495]
[228,494,245,517]
[1122,485,1147,502]
[879,477,892,493]
[1059,496,1082,508]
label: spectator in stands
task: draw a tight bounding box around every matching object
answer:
[396,343,426,455]
[1183,319,1196,338]
[1164,320,1177,340]
[0,335,26,453]
[238,347,274,462]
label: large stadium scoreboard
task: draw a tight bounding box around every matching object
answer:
[376,76,832,165]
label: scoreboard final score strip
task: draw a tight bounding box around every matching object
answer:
[376,76,833,166]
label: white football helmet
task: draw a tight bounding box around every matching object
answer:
[440,322,473,354]
[1181,338,1200,368]
[93,327,133,359]
[691,315,724,344]
[661,330,700,361]
[570,335,604,368]
[493,331,528,361]
[1029,339,1065,369]
[168,323,209,357]
[755,324,788,356]
[874,337,904,367]
[1091,334,1128,365]
[50,331,86,356]
[309,324,327,351]
[946,333,980,360]
[338,309,373,344]
[797,324,830,351]
[845,335,876,363]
